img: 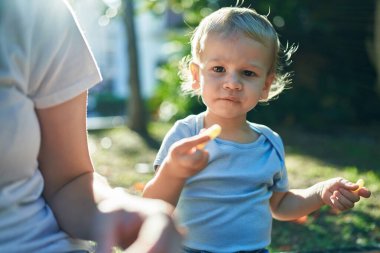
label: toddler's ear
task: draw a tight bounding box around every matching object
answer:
[261,73,275,100]
[190,62,200,89]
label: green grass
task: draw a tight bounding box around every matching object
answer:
[88,123,380,252]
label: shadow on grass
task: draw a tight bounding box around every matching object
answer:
[275,125,380,177]
[271,206,380,252]
[269,125,380,252]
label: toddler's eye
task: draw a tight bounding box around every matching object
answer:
[213,66,225,73]
[243,70,256,77]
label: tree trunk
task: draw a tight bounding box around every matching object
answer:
[375,0,380,95]
[123,0,147,133]
[122,0,159,148]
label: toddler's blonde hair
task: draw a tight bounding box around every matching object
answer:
[179,7,296,101]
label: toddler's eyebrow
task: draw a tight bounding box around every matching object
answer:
[247,61,265,69]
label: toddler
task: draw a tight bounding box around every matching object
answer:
[143,7,371,253]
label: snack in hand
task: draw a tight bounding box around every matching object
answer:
[353,178,364,193]
[197,124,222,149]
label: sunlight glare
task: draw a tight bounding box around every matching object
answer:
[100,137,113,149]
[273,16,285,28]
[159,101,178,122]
[106,7,118,18]
[102,0,121,9]
[98,15,110,26]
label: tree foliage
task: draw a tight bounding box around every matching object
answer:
[146,0,380,128]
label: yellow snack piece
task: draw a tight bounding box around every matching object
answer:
[205,124,222,140]
[353,178,364,193]
[197,124,222,149]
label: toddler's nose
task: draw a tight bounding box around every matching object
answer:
[223,73,242,90]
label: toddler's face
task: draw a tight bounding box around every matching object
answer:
[191,32,274,120]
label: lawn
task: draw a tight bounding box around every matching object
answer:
[88,122,380,253]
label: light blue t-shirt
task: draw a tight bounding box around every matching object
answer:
[154,113,288,252]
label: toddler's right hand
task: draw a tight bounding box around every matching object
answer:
[165,134,211,179]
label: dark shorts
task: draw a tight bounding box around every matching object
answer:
[182,246,269,253]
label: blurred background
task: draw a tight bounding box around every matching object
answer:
[69,0,380,131]
[67,0,380,252]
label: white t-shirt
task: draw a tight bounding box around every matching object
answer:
[0,0,102,252]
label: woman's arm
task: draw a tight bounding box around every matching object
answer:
[37,92,100,238]
[36,92,181,252]
[270,177,371,221]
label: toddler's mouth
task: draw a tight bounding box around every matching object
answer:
[219,96,239,102]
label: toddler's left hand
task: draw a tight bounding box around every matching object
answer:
[318,177,371,211]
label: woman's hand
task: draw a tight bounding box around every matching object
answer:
[95,189,182,253]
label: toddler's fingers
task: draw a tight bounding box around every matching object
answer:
[357,187,371,198]
[329,195,345,211]
[174,135,211,153]
[333,190,355,209]
[347,179,371,198]
[338,188,360,203]
[335,178,358,191]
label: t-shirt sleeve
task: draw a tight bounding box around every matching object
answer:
[271,134,289,192]
[272,164,288,192]
[250,123,289,192]
[27,0,102,108]
[154,120,193,169]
